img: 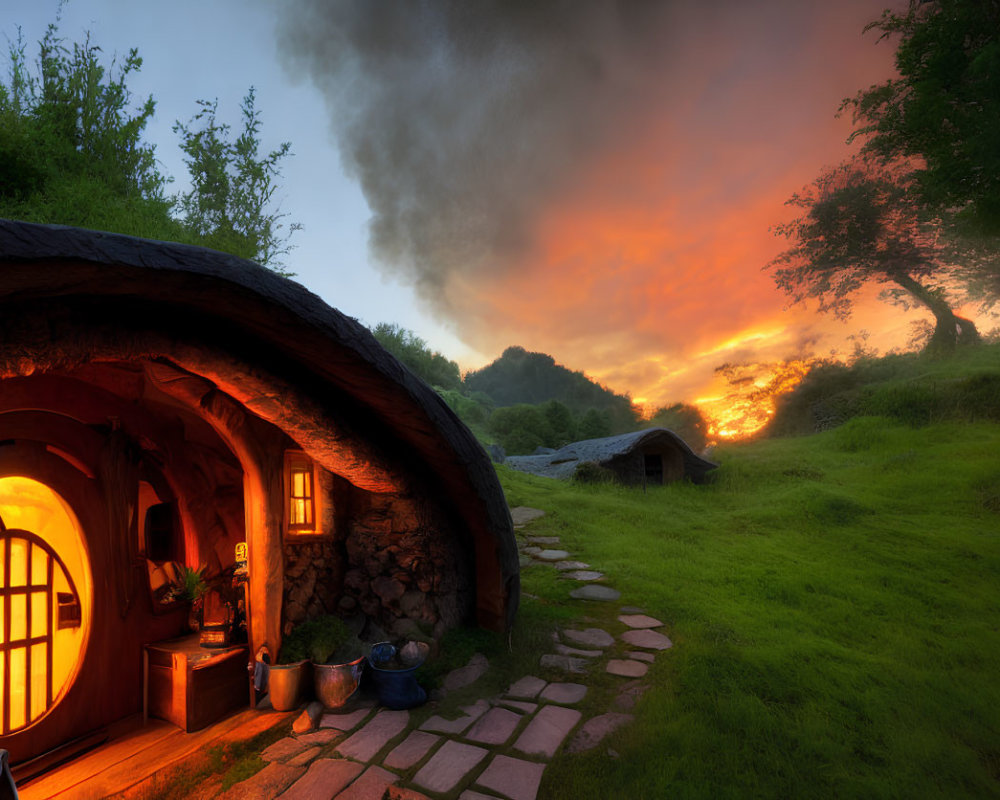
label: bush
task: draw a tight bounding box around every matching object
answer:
[572,461,616,484]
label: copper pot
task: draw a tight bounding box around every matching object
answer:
[313,656,364,708]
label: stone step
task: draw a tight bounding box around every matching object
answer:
[412,740,489,795]
[513,704,583,759]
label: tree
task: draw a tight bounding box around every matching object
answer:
[541,400,576,448]
[768,157,978,353]
[487,404,553,455]
[646,403,708,452]
[577,408,612,440]
[370,323,462,391]
[842,0,1000,235]
[0,17,297,271]
[173,89,299,272]
[0,22,173,237]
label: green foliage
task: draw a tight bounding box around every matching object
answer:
[0,16,296,270]
[843,0,1000,236]
[646,402,709,452]
[541,400,576,447]
[465,346,640,432]
[173,89,299,273]
[488,403,553,455]
[178,565,207,603]
[577,407,612,440]
[278,614,355,664]
[572,461,616,484]
[768,342,1000,435]
[371,322,462,391]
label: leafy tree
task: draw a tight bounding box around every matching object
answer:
[842,0,1000,235]
[541,400,576,448]
[0,23,174,236]
[768,157,978,353]
[487,404,553,455]
[577,408,612,440]
[173,89,299,272]
[646,403,709,452]
[0,17,297,271]
[371,322,462,391]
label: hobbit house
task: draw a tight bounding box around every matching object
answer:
[0,219,519,767]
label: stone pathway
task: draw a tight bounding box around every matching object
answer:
[220,505,672,800]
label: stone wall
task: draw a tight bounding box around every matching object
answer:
[281,471,473,643]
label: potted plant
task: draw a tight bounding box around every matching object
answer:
[269,626,312,712]
[177,565,207,632]
[367,641,428,710]
[304,615,365,709]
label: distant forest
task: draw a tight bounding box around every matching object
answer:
[371,327,708,455]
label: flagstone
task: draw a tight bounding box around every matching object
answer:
[569,585,620,602]
[606,659,649,678]
[535,549,570,561]
[539,682,587,704]
[412,741,489,795]
[320,708,372,732]
[562,570,604,581]
[385,788,433,800]
[383,731,441,770]
[554,643,602,658]
[510,506,546,526]
[262,737,311,763]
[280,758,364,800]
[521,546,543,555]
[555,561,590,571]
[336,709,410,762]
[334,765,397,800]
[618,614,664,629]
[465,706,522,745]
[219,762,305,799]
[561,628,614,648]
[443,653,490,691]
[565,713,634,754]
[459,792,501,800]
[287,746,322,767]
[476,754,546,800]
[513,704,583,759]
[498,699,538,714]
[295,728,342,747]
[628,651,656,663]
[539,654,588,674]
[621,629,673,650]
[526,536,560,545]
[506,675,547,700]
[420,699,490,734]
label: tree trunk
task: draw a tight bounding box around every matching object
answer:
[891,272,979,352]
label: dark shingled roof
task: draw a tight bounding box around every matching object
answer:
[0,218,519,631]
[505,428,717,482]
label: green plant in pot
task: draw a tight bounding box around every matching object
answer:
[178,565,207,632]
[302,615,365,709]
[268,625,313,712]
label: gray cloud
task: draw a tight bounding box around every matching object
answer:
[275,0,676,307]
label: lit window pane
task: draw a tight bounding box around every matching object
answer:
[10,648,25,730]
[0,539,5,585]
[10,539,27,587]
[30,643,46,720]
[11,594,26,641]
[292,470,306,496]
[31,592,47,638]
[31,544,48,585]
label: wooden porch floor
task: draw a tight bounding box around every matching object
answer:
[17,706,293,800]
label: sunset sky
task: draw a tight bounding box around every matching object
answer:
[9,1,975,434]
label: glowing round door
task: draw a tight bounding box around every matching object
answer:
[0,477,92,735]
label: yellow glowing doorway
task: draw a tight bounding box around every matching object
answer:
[0,477,92,735]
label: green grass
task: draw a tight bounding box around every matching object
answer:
[503,418,1000,799]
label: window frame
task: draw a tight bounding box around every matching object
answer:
[283,450,321,538]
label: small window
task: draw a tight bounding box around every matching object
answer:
[285,451,318,535]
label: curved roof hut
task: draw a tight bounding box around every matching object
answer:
[0,219,518,764]
[506,428,716,485]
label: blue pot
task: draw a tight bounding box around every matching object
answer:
[367,642,427,710]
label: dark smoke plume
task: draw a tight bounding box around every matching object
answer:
[276,1,674,309]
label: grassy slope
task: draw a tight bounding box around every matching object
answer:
[502,418,1000,799]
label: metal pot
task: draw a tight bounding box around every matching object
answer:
[313,656,364,708]
[268,660,310,711]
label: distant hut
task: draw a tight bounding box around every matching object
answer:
[0,220,518,767]
[505,429,716,485]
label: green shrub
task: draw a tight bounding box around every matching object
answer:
[572,461,616,484]
[278,614,356,664]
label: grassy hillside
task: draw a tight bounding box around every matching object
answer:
[502,416,1000,798]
